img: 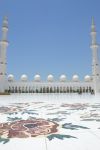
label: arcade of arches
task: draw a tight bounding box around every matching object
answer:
[7,86,94,94]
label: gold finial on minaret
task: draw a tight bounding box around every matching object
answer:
[92,17,95,25]
[91,16,96,32]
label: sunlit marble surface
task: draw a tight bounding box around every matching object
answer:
[0,94,100,150]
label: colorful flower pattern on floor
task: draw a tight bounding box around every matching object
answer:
[0,101,100,144]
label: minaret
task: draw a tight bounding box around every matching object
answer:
[90,17,100,94]
[0,16,8,93]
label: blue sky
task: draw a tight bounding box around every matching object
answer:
[0,0,100,80]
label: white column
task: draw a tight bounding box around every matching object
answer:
[0,16,9,92]
[90,18,100,94]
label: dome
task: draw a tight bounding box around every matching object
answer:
[60,74,67,82]
[8,74,14,82]
[72,74,79,82]
[84,75,91,82]
[34,74,41,82]
[20,74,28,81]
[47,74,54,82]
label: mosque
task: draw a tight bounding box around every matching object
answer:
[0,17,100,94]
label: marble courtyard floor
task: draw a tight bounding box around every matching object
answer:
[0,94,100,150]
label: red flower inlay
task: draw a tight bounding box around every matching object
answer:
[0,119,58,138]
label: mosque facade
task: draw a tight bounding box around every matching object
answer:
[0,17,100,94]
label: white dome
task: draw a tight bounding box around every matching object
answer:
[72,74,79,82]
[8,74,14,81]
[34,74,41,82]
[84,75,91,82]
[60,74,67,82]
[20,74,28,81]
[47,74,54,82]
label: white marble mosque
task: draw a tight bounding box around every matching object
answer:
[0,17,100,94]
